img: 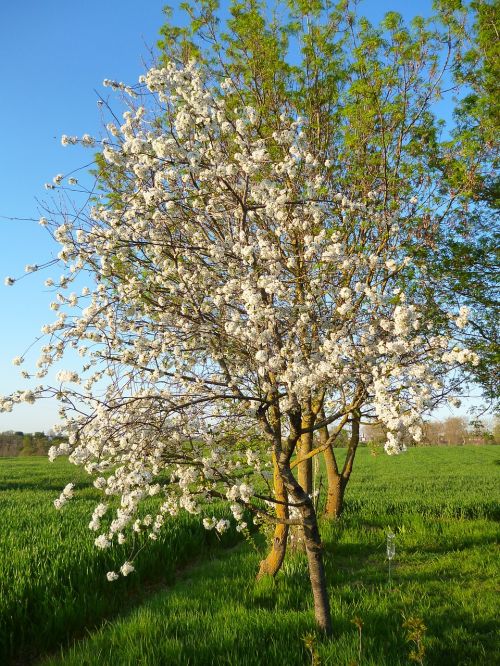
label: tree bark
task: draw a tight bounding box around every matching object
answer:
[323,410,360,519]
[257,400,332,634]
[297,411,314,496]
[257,453,289,579]
[303,510,333,635]
[324,460,346,519]
[278,454,333,636]
[297,429,313,495]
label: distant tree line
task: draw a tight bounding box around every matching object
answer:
[0,431,66,457]
[363,416,499,448]
[1,419,496,457]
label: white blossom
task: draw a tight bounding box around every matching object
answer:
[203,517,216,530]
[455,306,470,330]
[120,561,135,576]
[215,519,230,534]
[56,370,80,383]
[95,534,111,549]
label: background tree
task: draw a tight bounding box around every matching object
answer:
[0,432,24,457]
[493,416,500,444]
[442,416,468,445]
[20,435,36,457]
[468,416,494,444]
[97,0,497,524]
[424,0,499,409]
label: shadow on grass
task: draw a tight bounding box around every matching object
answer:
[425,607,499,666]
[325,532,498,561]
[42,546,312,666]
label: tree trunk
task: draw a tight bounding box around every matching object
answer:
[297,430,313,495]
[258,453,289,579]
[323,410,360,519]
[302,500,333,635]
[321,419,344,520]
[278,455,333,636]
[297,413,313,496]
[293,412,314,552]
[324,460,346,519]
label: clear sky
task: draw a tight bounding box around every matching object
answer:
[0,0,169,431]
[0,1,484,432]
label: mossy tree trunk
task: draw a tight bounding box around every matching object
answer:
[257,453,289,578]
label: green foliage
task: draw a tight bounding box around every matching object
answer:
[150,0,500,402]
[425,0,500,406]
[20,434,35,456]
[332,428,349,447]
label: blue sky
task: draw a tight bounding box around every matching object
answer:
[0,0,168,431]
[0,1,483,432]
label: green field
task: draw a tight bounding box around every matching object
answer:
[1,446,498,665]
[0,458,238,665]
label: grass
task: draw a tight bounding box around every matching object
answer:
[0,458,238,665]
[1,446,499,665]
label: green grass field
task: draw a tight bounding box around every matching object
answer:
[0,457,238,665]
[1,446,499,665]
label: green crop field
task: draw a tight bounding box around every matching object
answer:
[1,446,499,665]
[0,457,238,665]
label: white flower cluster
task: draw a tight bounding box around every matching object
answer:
[225,483,253,503]
[103,79,137,98]
[54,483,74,509]
[89,502,108,531]
[442,347,479,366]
[61,133,95,147]
[455,306,470,330]
[56,370,80,383]
[1,58,480,578]
[202,517,231,533]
